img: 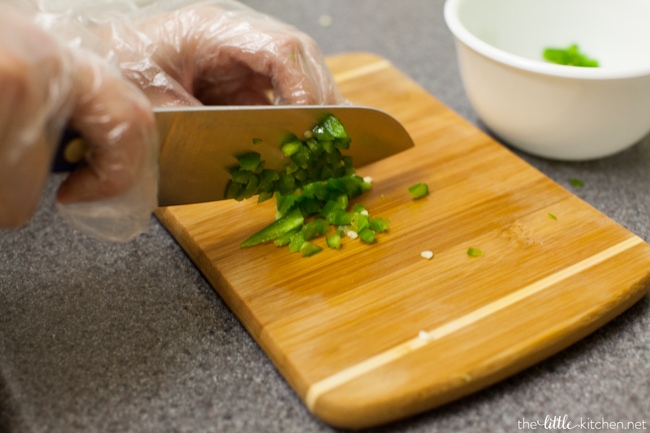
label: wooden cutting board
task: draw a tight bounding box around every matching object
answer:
[155,53,650,429]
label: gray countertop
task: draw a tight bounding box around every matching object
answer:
[1,1,648,432]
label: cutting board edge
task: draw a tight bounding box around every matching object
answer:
[308,270,650,429]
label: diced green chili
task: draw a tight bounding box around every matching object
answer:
[467,247,483,257]
[352,203,367,214]
[543,44,599,67]
[281,138,303,157]
[230,169,252,184]
[277,172,297,196]
[359,228,376,244]
[302,218,329,240]
[569,178,584,188]
[291,144,312,168]
[299,241,323,257]
[238,174,260,200]
[257,191,274,203]
[351,213,370,233]
[236,151,262,172]
[369,217,389,232]
[224,180,243,200]
[231,113,395,257]
[408,182,429,200]
[327,209,353,225]
[312,115,349,142]
[326,233,342,249]
[288,231,306,253]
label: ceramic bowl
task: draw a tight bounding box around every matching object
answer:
[444,0,650,160]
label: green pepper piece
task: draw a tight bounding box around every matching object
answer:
[543,44,599,67]
[302,218,329,240]
[237,173,260,200]
[369,217,389,232]
[294,168,309,183]
[300,241,323,257]
[288,230,306,253]
[318,164,334,181]
[302,182,329,201]
[241,207,304,247]
[327,209,353,225]
[291,144,312,168]
[257,191,274,203]
[305,138,323,156]
[312,115,349,142]
[259,169,280,186]
[285,161,299,174]
[408,182,429,200]
[224,180,243,200]
[277,172,297,195]
[335,194,349,209]
[281,137,303,157]
[320,198,346,219]
[569,178,584,188]
[351,213,370,233]
[327,176,365,196]
[276,192,298,215]
[297,197,322,216]
[326,233,342,249]
[236,151,262,172]
[321,141,336,154]
[358,228,376,244]
[352,203,367,214]
[230,169,252,184]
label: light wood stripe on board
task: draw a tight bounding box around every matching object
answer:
[331,58,392,83]
[304,235,644,410]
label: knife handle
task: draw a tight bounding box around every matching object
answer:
[52,128,86,172]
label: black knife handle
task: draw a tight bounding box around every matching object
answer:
[52,128,86,172]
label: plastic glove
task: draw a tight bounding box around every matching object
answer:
[87,0,344,107]
[0,3,158,242]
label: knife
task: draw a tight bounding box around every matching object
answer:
[54,105,414,206]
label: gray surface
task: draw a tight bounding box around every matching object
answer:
[1,1,649,432]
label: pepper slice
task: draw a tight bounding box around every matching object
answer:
[241,207,304,247]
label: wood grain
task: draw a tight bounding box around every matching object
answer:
[154,53,650,429]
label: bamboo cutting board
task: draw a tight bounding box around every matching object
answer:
[155,53,650,429]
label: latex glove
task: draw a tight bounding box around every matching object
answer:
[89,0,344,107]
[0,3,158,242]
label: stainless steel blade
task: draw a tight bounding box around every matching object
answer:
[155,105,414,206]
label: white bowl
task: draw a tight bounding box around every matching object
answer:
[444,0,650,160]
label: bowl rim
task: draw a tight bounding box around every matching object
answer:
[443,0,650,80]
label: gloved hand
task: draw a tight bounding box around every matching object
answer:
[2,0,342,242]
[0,2,158,242]
[87,0,344,107]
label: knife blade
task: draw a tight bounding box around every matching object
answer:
[54,105,414,206]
